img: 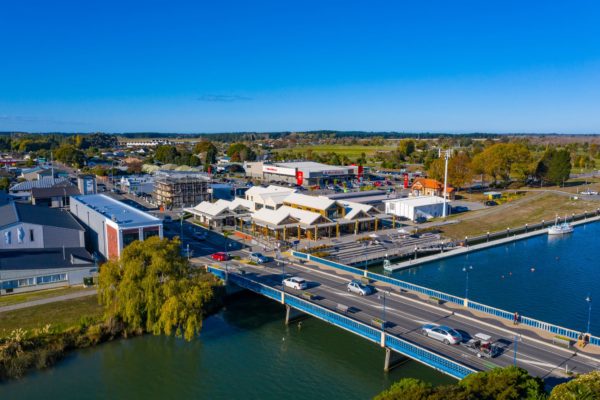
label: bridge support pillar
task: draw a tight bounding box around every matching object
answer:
[464,298,469,307]
[384,348,407,372]
[285,305,308,325]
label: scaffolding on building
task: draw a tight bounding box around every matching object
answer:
[153,170,211,209]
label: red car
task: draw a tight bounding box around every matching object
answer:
[211,252,230,261]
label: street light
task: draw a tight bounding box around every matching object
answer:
[378,290,390,329]
[462,266,473,299]
[586,294,592,334]
[362,242,368,277]
[179,212,184,250]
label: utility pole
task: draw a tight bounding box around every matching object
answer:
[442,149,450,218]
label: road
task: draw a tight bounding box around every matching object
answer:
[198,254,600,384]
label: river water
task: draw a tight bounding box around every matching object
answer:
[1,222,598,399]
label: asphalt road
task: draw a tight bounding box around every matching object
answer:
[199,255,600,383]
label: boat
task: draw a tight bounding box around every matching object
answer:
[548,215,574,235]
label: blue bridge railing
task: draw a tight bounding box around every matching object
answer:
[208,265,476,380]
[291,251,600,347]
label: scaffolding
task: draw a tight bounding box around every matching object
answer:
[153,170,211,209]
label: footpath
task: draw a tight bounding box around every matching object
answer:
[0,289,97,313]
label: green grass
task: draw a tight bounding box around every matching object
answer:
[273,144,396,157]
[0,286,91,307]
[0,295,103,338]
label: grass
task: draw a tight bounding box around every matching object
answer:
[0,286,91,307]
[440,191,600,240]
[273,144,396,157]
[0,295,103,338]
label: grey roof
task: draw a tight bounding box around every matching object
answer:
[31,185,81,198]
[71,194,161,227]
[0,247,94,271]
[9,177,69,192]
[0,202,84,231]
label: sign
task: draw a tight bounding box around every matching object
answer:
[322,169,346,176]
[403,173,409,189]
[296,170,304,186]
[262,165,296,176]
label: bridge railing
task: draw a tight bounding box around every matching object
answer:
[291,251,600,346]
[208,265,475,380]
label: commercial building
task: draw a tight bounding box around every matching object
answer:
[77,174,97,195]
[383,196,451,222]
[244,161,366,187]
[120,175,155,195]
[153,170,210,209]
[70,194,163,260]
[185,198,253,229]
[244,185,296,210]
[31,185,81,208]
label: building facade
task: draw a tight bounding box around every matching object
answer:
[153,171,210,209]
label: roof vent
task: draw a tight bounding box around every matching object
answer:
[111,214,117,222]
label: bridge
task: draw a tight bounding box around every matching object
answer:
[202,253,600,382]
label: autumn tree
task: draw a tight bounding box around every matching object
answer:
[98,236,221,341]
[427,151,473,189]
[471,143,532,184]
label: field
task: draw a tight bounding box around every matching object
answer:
[440,191,600,240]
[0,296,103,337]
[273,144,396,157]
[0,286,90,307]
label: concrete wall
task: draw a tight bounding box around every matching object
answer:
[0,222,45,250]
[0,265,96,295]
[70,198,108,259]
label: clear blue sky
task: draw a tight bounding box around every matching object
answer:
[1,0,599,133]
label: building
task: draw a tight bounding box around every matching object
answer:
[120,175,154,195]
[153,170,211,209]
[411,178,455,200]
[185,198,253,229]
[77,174,97,195]
[70,194,163,260]
[20,167,68,181]
[244,185,296,210]
[9,177,72,202]
[245,161,366,187]
[31,185,81,208]
[0,248,96,295]
[383,196,450,222]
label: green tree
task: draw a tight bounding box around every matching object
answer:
[154,145,180,164]
[98,237,220,341]
[471,143,532,184]
[54,144,85,168]
[535,148,571,186]
[459,366,545,400]
[0,177,10,191]
[373,378,434,400]
[550,370,600,399]
[398,139,416,158]
[227,143,256,162]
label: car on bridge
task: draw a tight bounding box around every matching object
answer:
[249,252,269,264]
[347,280,374,296]
[421,324,463,345]
[282,277,308,290]
[211,252,230,262]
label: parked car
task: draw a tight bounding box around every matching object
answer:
[347,280,374,296]
[282,277,308,290]
[249,252,268,264]
[211,252,230,261]
[421,324,462,345]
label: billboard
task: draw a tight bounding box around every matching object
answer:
[262,165,296,177]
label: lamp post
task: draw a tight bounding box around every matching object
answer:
[378,290,390,329]
[362,242,368,277]
[586,294,592,334]
[179,212,184,250]
[462,266,473,300]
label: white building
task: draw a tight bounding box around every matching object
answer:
[383,196,450,222]
[120,175,155,195]
[244,185,296,210]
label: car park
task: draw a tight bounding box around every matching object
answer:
[211,252,230,261]
[347,280,374,296]
[249,252,269,264]
[421,324,462,345]
[282,277,308,290]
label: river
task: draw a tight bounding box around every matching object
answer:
[1,222,598,399]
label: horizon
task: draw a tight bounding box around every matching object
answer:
[2,1,600,133]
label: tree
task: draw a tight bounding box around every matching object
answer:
[98,237,221,341]
[54,144,85,168]
[459,366,545,400]
[550,370,600,399]
[0,177,10,191]
[154,145,180,164]
[373,378,434,400]
[398,140,416,158]
[471,143,532,184]
[227,143,256,162]
[535,149,571,186]
[426,152,473,189]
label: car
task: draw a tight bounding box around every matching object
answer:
[347,280,374,296]
[421,324,463,345]
[211,252,230,261]
[249,252,269,264]
[282,277,308,290]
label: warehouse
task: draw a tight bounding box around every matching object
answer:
[383,196,450,222]
[70,194,163,260]
[246,161,365,187]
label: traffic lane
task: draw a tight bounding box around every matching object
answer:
[239,263,594,378]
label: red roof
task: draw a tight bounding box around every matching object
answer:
[412,178,455,193]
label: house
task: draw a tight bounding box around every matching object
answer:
[411,178,455,200]
[9,177,71,202]
[70,194,163,260]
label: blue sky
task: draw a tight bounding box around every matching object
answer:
[1,0,599,133]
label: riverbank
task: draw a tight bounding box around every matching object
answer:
[386,214,600,271]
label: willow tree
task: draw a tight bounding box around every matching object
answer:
[98,236,219,341]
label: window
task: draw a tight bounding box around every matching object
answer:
[122,230,140,247]
[30,229,34,242]
[4,231,10,245]
[36,273,67,285]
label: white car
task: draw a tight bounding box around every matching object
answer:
[421,324,463,345]
[282,277,308,290]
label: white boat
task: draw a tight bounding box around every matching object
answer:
[548,215,574,235]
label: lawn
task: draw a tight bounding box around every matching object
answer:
[0,295,103,338]
[273,144,396,157]
[440,191,600,240]
[0,286,91,307]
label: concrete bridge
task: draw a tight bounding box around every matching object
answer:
[204,255,600,383]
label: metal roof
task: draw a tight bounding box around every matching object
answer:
[72,194,161,227]
[9,177,69,192]
[0,247,94,271]
[0,202,84,230]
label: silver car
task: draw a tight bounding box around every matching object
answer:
[347,280,373,296]
[421,324,462,345]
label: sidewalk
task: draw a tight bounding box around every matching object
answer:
[0,289,97,313]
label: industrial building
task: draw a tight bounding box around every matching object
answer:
[244,161,366,187]
[70,194,163,260]
[153,170,210,209]
[383,196,451,222]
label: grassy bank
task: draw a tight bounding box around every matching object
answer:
[274,144,395,157]
[0,286,92,307]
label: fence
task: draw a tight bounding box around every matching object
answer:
[291,251,600,347]
[207,265,474,379]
